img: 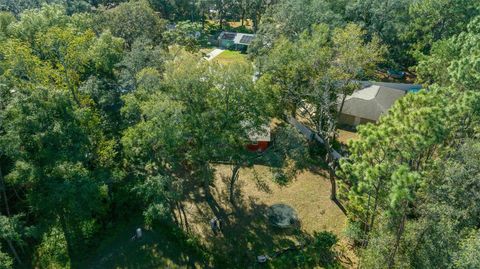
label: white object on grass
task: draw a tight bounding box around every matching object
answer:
[136,228,142,238]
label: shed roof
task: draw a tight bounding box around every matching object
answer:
[247,124,271,142]
[241,122,271,142]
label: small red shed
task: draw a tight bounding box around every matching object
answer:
[245,124,271,152]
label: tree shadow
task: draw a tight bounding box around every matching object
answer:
[83,219,210,269]
[199,180,338,269]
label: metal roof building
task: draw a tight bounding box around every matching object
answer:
[218,32,255,50]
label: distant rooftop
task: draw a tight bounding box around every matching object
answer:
[219,32,255,45]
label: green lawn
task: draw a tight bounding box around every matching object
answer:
[213,50,249,66]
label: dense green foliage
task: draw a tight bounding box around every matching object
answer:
[0,0,479,268]
[338,17,480,269]
[251,0,480,68]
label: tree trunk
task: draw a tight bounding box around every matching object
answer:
[6,238,22,265]
[290,102,297,119]
[324,137,336,201]
[59,213,78,269]
[219,4,224,30]
[338,93,347,120]
[179,203,190,233]
[362,187,380,248]
[229,165,241,209]
[176,202,184,230]
[329,169,337,201]
[0,166,10,216]
[0,165,21,264]
[388,211,407,269]
[241,8,245,26]
[369,186,381,232]
[170,202,179,226]
[252,16,258,33]
[365,176,386,246]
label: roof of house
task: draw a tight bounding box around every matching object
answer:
[358,81,422,92]
[234,33,255,45]
[340,85,407,121]
[219,32,255,45]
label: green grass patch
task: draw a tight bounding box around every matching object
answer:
[214,50,249,66]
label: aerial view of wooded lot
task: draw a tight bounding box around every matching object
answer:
[0,0,479,268]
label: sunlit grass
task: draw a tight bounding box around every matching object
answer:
[213,50,249,66]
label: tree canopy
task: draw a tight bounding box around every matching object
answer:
[0,1,479,268]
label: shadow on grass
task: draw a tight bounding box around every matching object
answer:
[200,183,339,269]
[83,219,210,269]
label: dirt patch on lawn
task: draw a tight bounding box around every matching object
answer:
[337,129,359,145]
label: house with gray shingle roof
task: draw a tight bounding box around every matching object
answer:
[338,82,421,126]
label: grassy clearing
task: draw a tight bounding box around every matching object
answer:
[83,164,354,268]
[213,50,249,66]
[232,165,346,235]
[337,129,359,145]
[180,164,354,268]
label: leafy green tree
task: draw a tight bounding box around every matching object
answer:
[249,0,343,58]
[149,0,199,21]
[345,0,409,67]
[0,11,15,40]
[0,247,13,269]
[1,0,95,15]
[428,140,480,229]
[164,21,204,53]
[242,0,274,32]
[259,23,383,201]
[2,3,125,134]
[7,4,70,46]
[122,52,270,226]
[359,139,480,269]
[100,0,165,46]
[416,16,480,89]
[454,230,480,269]
[1,86,109,267]
[339,86,480,268]
[404,0,480,62]
[0,215,27,265]
[0,0,42,15]
[332,23,385,115]
[116,37,165,91]
[122,91,189,227]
